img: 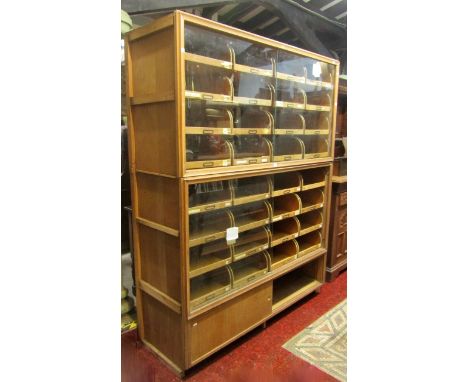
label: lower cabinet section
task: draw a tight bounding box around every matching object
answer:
[189,282,272,365]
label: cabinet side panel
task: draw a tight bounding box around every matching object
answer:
[141,292,184,369]
[132,102,177,175]
[139,224,181,302]
[136,173,179,229]
[130,27,175,99]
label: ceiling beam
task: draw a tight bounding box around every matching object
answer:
[122,0,241,15]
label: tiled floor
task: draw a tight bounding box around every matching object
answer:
[122,271,347,382]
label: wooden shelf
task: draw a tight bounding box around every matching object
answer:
[184,52,232,70]
[332,175,347,183]
[272,278,322,312]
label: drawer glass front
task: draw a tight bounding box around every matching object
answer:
[183,23,337,173]
[187,165,330,312]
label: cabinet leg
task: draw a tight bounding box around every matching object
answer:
[315,287,322,294]
[262,322,267,329]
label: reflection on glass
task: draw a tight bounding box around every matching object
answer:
[186,135,232,169]
[231,136,272,165]
[188,180,232,214]
[189,239,232,278]
[229,252,269,288]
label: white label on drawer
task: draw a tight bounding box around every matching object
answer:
[225,202,232,207]
[273,163,278,167]
[262,158,268,162]
[237,160,247,164]
[223,128,230,134]
[312,62,322,77]
[226,227,239,244]
[189,209,200,214]
[222,160,230,166]
[185,91,200,98]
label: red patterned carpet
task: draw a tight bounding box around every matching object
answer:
[122,271,347,382]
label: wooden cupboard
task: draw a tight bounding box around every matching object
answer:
[125,10,339,375]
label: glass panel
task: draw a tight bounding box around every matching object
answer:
[189,209,233,247]
[303,111,330,133]
[190,267,232,310]
[189,239,232,278]
[232,226,269,261]
[188,180,232,215]
[233,107,273,135]
[275,110,305,135]
[233,72,274,106]
[185,24,232,62]
[302,135,329,159]
[186,135,232,169]
[275,79,306,109]
[268,240,298,270]
[185,100,233,135]
[231,175,271,205]
[185,61,233,101]
[272,136,303,162]
[230,200,270,232]
[229,252,269,289]
[231,38,275,73]
[276,51,307,82]
[231,136,271,166]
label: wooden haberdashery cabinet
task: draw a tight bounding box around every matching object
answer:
[125,10,339,375]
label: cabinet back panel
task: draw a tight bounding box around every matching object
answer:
[136,173,179,229]
[139,224,181,302]
[132,102,177,175]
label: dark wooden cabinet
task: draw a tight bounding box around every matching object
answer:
[326,180,347,281]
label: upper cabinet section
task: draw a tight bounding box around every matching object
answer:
[126,11,339,178]
[182,21,338,176]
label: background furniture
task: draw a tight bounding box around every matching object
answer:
[125,11,339,375]
[327,77,347,281]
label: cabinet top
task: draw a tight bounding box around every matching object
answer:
[127,10,339,67]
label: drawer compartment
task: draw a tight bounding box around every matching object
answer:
[189,282,272,364]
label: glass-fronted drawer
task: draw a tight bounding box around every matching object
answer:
[232,226,269,261]
[298,188,325,213]
[229,252,269,289]
[190,267,232,310]
[296,231,322,257]
[185,61,233,102]
[231,175,271,205]
[276,50,307,83]
[300,168,328,190]
[297,210,323,236]
[230,200,270,232]
[275,79,306,110]
[234,72,274,106]
[186,135,232,169]
[189,209,234,247]
[302,135,329,159]
[267,239,299,270]
[274,110,305,135]
[188,180,232,215]
[269,217,300,247]
[184,24,233,65]
[232,107,273,135]
[230,136,272,166]
[189,239,232,278]
[270,193,301,222]
[231,38,275,77]
[273,136,304,162]
[303,111,330,135]
[272,171,301,196]
[185,100,234,136]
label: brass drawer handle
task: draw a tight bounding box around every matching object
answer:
[286,130,294,134]
[283,189,291,194]
[248,129,257,134]
[204,235,217,242]
[284,156,292,161]
[202,94,213,100]
[247,275,256,282]
[248,159,257,164]
[203,162,214,167]
[204,205,216,211]
[202,129,214,134]
[249,99,258,105]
